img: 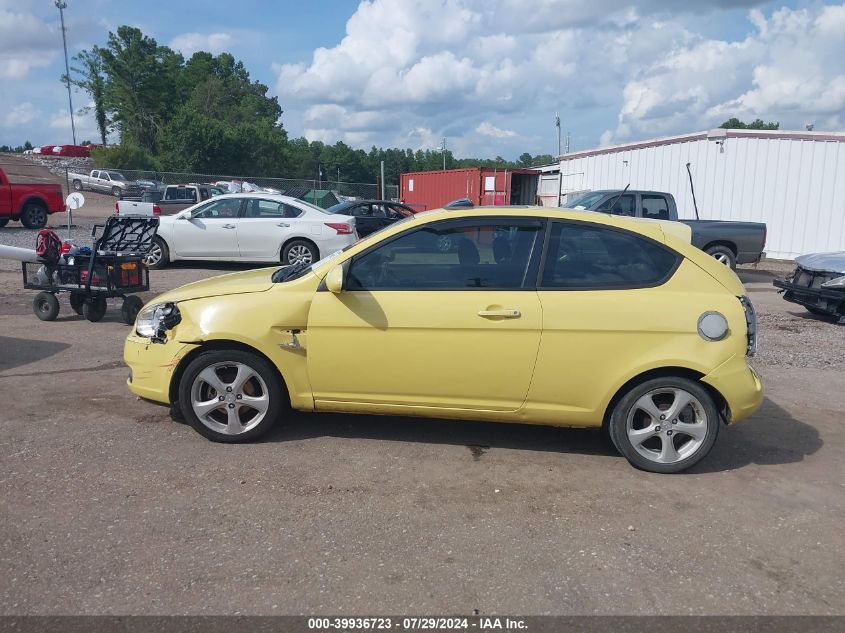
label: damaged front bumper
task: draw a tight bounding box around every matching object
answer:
[773,268,845,322]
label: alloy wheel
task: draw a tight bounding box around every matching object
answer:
[625,388,708,465]
[287,244,314,265]
[713,252,731,266]
[144,243,162,266]
[190,362,270,436]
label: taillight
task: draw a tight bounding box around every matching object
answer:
[115,202,119,212]
[325,222,353,235]
[152,205,161,216]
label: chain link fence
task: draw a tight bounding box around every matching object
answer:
[89,168,399,204]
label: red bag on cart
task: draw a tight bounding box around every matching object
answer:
[35,229,62,265]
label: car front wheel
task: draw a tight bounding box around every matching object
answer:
[178,350,285,442]
[145,236,170,269]
[608,377,720,473]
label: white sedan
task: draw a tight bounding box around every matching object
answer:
[144,193,357,269]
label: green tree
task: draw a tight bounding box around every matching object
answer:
[66,48,109,145]
[719,117,779,130]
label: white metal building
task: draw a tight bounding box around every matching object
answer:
[538,129,845,260]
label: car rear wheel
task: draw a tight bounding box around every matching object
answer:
[73,180,83,191]
[178,350,285,443]
[20,202,48,229]
[705,245,736,270]
[145,236,169,269]
[111,186,121,197]
[608,377,720,473]
[282,240,318,265]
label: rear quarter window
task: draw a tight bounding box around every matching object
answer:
[541,221,680,289]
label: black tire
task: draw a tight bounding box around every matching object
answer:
[69,293,85,315]
[72,179,83,191]
[121,295,144,325]
[111,186,121,197]
[145,236,170,269]
[33,292,60,321]
[82,296,107,322]
[178,349,285,443]
[20,202,48,229]
[608,376,720,474]
[282,239,319,266]
[0,218,9,228]
[704,244,736,270]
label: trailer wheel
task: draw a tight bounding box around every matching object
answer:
[69,293,85,315]
[121,296,144,325]
[20,202,48,229]
[83,296,107,322]
[33,292,60,321]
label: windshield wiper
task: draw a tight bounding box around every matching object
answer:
[272,261,311,283]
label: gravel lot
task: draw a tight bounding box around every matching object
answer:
[0,211,843,616]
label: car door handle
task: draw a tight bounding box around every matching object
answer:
[477,309,521,319]
[222,224,236,229]
[277,222,290,228]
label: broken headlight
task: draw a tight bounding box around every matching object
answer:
[821,275,845,289]
[135,302,181,341]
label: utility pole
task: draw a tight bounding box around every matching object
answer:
[380,160,385,200]
[55,1,76,144]
[440,137,446,170]
[565,131,570,154]
[555,113,561,157]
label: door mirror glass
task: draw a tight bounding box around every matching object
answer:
[325,264,344,294]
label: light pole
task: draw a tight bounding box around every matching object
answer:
[55,0,76,144]
[555,113,561,157]
[440,137,446,170]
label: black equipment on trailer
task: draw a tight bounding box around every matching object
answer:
[22,215,158,324]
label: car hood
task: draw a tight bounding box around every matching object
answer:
[795,251,845,274]
[153,268,276,304]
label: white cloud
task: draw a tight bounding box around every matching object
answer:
[2,102,38,127]
[266,1,845,155]
[0,9,58,79]
[476,121,517,138]
[169,32,234,56]
[608,4,845,143]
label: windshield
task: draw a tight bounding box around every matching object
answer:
[327,202,355,214]
[565,192,606,209]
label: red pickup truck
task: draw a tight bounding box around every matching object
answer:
[0,166,65,229]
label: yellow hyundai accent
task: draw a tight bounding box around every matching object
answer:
[124,207,763,473]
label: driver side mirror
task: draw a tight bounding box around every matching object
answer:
[325,264,344,294]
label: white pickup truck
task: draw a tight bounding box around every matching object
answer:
[68,169,131,197]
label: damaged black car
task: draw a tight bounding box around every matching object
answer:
[774,252,845,324]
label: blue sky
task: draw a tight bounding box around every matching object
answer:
[2,0,844,160]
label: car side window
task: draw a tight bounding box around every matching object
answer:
[541,222,679,289]
[191,198,242,219]
[642,195,670,220]
[91,171,99,179]
[101,173,111,181]
[244,199,303,218]
[347,220,543,290]
[596,194,635,216]
[199,188,210,201]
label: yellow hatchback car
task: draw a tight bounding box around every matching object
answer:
[125,207,763,473]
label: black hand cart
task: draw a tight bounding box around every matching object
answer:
[22,215,159,324]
